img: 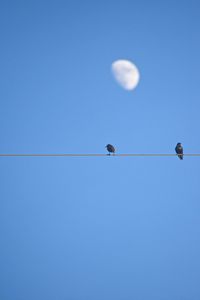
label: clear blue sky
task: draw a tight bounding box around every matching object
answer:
[1,1,200,299]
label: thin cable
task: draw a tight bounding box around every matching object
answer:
[0,154,199,157]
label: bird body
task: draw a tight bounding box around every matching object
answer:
[106,144,115,155]
[175,143,183,160]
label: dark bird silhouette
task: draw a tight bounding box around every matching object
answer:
[106,144,115,155]
[175,143,183,160]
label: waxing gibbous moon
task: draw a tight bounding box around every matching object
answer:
[111,59,140,91]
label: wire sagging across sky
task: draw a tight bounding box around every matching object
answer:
[0,154,200,157]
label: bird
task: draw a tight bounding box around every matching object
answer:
[105,144,115,155]
[175,143,183,160]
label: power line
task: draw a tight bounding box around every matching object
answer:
[0,154,199,157]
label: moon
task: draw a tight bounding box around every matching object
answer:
[111,59,140,91]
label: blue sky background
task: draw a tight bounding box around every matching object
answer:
[1,1,200,299]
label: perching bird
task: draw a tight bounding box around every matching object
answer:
[175,143,183,160]
[106,144,115,155]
